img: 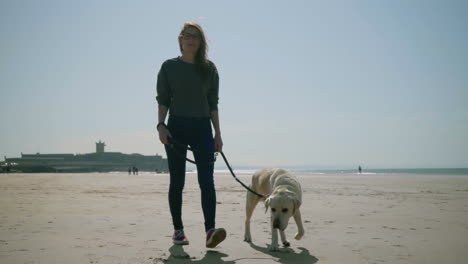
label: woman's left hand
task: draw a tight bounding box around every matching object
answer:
[214,134,223,152]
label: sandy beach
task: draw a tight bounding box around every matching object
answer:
[1,171,468,264]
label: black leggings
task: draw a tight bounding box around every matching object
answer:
[164,115,216,232]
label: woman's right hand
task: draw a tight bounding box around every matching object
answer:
[158,125,172,145]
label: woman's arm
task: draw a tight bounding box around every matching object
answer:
[157,105,171,144]
[211,110,223,152]
[158,104,169,124]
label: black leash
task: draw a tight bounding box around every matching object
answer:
[167,137,268,199]
[167,137,217,165]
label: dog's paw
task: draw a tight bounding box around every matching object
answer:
[282,240,290,247]
[268,243,280,252]
[294,232,304,240]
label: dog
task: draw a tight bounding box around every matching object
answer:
[244,168,305,251]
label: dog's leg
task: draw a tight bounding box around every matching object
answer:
[269,224,280,251]
[279,229,290,247]
[293,208,305,240]
[244,191,259,243]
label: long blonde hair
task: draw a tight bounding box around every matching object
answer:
[178,21,211,80]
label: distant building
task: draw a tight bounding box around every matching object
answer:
[96,141,106,153]
[2,141,168,173]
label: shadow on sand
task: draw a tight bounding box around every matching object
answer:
[249,243,318,264]
[161,243,318,264]
[163,245,235,264]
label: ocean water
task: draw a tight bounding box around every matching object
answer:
[212,168,468,176]
[296,168,468,175]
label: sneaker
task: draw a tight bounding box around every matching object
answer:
[206,228,226,248]
[172,230,189,245]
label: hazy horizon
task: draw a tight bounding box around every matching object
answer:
[1,0,467,169]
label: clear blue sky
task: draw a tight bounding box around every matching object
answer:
[1,0,467,169]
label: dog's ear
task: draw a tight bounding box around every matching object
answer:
[264,196,271,214]
[292,198,301,215]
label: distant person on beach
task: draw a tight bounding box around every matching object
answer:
[359,166,362,174]
[156,21,226,248]
[128,167,132,175]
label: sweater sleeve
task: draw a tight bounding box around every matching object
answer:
[207,63,219,112]
[156,62,171,108]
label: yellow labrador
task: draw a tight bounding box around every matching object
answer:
[244,168,305,251]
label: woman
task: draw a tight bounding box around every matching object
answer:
[156,21,226,248]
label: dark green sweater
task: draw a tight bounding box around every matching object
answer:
[156,57,219,118]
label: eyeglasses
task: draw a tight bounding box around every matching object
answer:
[182,32,201,40]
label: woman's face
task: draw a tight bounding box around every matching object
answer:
[179,27,201,55]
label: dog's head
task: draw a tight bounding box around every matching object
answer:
[264,189,301,231]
